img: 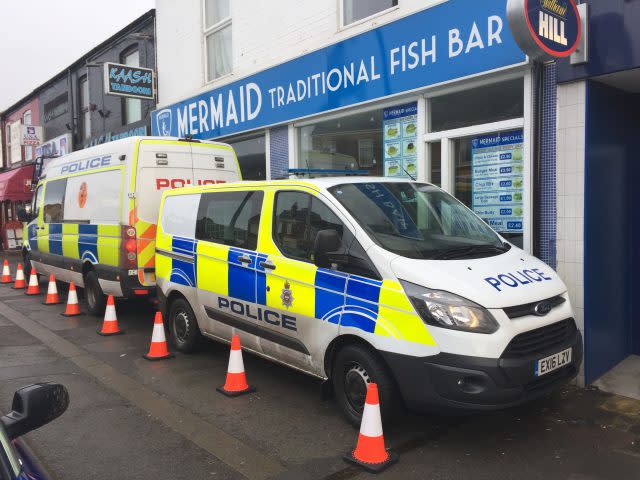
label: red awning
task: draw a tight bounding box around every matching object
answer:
[0,165,34,202]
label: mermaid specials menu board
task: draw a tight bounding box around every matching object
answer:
[383,103,417,178]
[471,130,524,234]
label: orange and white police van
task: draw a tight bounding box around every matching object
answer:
[19,136,241,315]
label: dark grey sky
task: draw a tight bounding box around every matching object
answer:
[0,0,155,112]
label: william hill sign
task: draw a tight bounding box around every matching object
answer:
[103,62,155,100]
[507,0,581,62]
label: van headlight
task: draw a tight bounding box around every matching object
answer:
[400,280,499,334]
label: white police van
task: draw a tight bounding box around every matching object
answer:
[155,178,582,424]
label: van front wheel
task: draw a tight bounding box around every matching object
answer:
[332,344,401,427]
[168,298,202,353]
[84,271,106,316]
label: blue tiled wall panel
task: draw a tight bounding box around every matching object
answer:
[269,126,289,180]
[539,63,557,269]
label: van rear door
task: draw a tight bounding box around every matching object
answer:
[135,140,195,282]
[190,142,242,186]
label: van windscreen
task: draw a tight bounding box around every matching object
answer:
[328,182,508,260]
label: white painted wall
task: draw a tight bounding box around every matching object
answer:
[156,0,447,108]
[555,81,586,385]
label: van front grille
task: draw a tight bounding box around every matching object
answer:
[502,318,576,358]
[503,295,566,319]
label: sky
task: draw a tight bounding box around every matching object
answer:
[0,0,155,112]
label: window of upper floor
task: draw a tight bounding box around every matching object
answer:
[341,0,398,27]
[203,0,232,82]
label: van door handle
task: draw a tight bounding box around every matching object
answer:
[238,255,252,264]
[259,260,276,270]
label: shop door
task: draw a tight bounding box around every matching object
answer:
[583,81,639,383]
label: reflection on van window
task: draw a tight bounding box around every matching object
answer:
[273,191,345,263]
[196,190,263,250]
[43,178,67,223]
[329,182,507,260]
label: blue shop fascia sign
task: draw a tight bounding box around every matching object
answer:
[152,0,527,140]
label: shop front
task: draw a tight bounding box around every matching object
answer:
[153,0,534,250]
[0,165,34,250]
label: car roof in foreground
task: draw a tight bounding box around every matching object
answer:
[163,176,429,196]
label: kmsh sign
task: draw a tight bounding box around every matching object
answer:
[103,62,155,100]
[507,0,581,61]
[153,0,527,140]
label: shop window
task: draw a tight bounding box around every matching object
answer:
[428,142,441,187]
[429,79,524,133]
[196,190,263,250]
[453,130,524,248]
[298,109,384,176]
[79,76,91,140]
[226,133,266,180]
[342,0,397,26]
[43,179,67,224]
[122,48,142,125]
[22,110,33,161]
[204,0,232,81]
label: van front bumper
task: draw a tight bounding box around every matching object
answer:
[381,322,583,413]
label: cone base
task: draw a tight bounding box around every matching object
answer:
[143,352,175,361]
[25,291,40,296]
[43,300,63,305]
[12,286,25,290]
[1,280,12,284]
[61,311,82,317]
[97,329,124,336]
[344,450,398,473]
[216,385,256,397]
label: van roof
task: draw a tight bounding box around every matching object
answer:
[163,176,422,196]
[41,136,232,178]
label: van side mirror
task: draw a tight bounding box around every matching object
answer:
[17,204,32,223]
[0,383,69,439]
[313,229,343,268]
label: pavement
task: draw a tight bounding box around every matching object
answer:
[1,254,640,480]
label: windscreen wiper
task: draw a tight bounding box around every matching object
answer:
[430,243,510,260]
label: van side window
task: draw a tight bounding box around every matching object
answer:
[273,191,379,278]
[43,179,67,223]
[161,194,200,238]
[196,190,263,250]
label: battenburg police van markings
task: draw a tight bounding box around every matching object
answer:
[484,268,553,291]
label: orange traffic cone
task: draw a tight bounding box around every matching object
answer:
[1,260,11,284]
[25,266,40,295]
[344,383,397,473]
[12,263,25,289]
[143,312,174,361]
[217,335,255,397]
[61,282,81,317]
[97,295,123,336]
[42,275,62,305]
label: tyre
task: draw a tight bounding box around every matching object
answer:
[168,297,203,353]
[84,270,106,316]
[332,344,401,427]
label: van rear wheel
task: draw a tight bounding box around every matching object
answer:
[168,298,202,353]
[332,344,401,427]
[84,270,106,316]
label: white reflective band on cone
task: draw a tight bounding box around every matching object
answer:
[2,265,9,275]
[15,270,24,281]
[151,322,166,343]
[68,289,78,304]
[359,401,384,438]
[227,349,245,374]
[28,275,38,287]
[47,282,57,294]
[104,305,116,321]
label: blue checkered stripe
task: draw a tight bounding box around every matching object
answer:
[78,224,98,263]
[169,236,197,287]
[315,268,382,334]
